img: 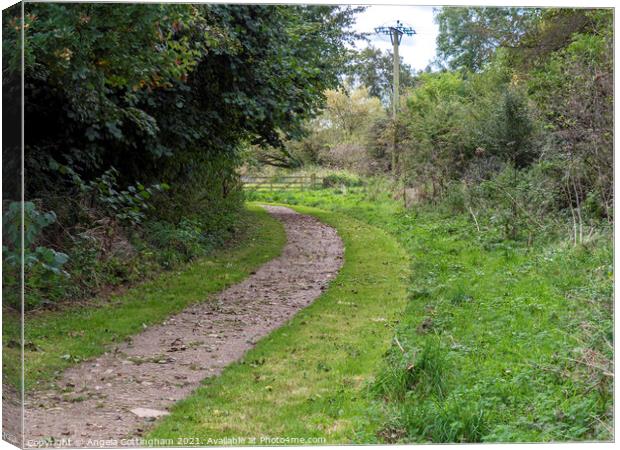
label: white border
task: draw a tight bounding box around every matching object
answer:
[0,2,616,450]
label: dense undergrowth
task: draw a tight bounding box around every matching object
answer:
[248,182,613,442]
[2,193,244,311]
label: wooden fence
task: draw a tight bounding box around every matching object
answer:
[242,174,322,192]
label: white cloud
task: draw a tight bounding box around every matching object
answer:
[352,5,439,71]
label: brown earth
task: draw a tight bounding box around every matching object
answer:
[23,206,344,448]
[2,382,23,447]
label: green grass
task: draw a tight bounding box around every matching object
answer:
[148,205,410,444]
[2,205,286,391]
[247,187,613,442]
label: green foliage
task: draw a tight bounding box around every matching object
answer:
[478,87,537,168]
[525,9,613,222]
[66,166,169,227]
[143,218,213,267]
[434,7,541,71]
[399,71,475,196]
[374,336,449,402]
[276,87,387,172]
[11,3,361,190]
[463,163,565,240]
[323,172,364,188]
[346,45,416,104]
[2,202,70,309]
[380,7,612,235]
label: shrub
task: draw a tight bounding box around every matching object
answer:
[143,218,212,266]
[58,164,169,227]
[2,201,70,309]
[322,172,364,188]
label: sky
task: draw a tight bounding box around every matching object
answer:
[352,5,440,71]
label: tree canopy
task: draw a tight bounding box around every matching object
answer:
[346,45,416,105]
[3,3,362,199]
[435,7,540,71]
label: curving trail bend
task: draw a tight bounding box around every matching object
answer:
[24,206,344,447]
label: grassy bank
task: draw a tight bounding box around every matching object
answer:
[149,205,410,444]
[3,205,286,390]
[248,187,613,442]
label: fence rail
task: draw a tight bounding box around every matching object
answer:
[242,174,322,192]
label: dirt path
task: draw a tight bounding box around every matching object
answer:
[24,206,344,447]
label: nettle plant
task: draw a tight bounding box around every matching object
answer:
[80,168,169,227]
[57,163,169,227]
[2,201,70,279]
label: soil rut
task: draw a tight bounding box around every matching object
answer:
[24,206,343,447]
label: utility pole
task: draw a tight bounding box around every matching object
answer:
[392,30,400,118]
[375,21,416,174]
[374,21,416,118]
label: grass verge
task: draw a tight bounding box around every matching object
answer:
[248,188,613,442]
[148,204,410,444]
[2,205,286,390]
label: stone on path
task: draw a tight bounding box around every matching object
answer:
[130,408,169,419]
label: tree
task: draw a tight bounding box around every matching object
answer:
[526,9,613,219]
[0,2,368,262]
[3,4,362,200]
[346,46,416,106]
[434,7,540,71]
[399,71,475,196]
[260,86,387,171]
[515,8,604,67]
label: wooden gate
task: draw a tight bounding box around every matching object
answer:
[242,174,322,192]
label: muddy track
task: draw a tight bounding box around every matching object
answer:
[24,206,344,447]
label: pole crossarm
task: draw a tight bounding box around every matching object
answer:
[374,20,416,45]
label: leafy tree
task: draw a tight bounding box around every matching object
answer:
[265,86,386,171]
[346,45,416,105]
[478,87,537,169]
[2,4,366,306]
[434,7,540,71]
[399,71,475,196]
[515,8,605,66]
[526,9,613,219]
[322,87,385,139]
[2,3,362,202]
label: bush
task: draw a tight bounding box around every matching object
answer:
[143,218,213,266]
[322,171,364,188]
[2,202,70,309]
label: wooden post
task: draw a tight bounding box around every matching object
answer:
[311,173,316,189]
